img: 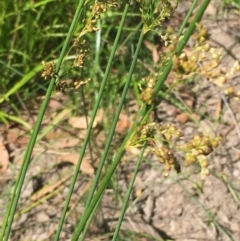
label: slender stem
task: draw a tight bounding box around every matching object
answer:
[112,145,146,241]
[178,0,198,36]
[53,2,115,241]
[78,193,103,241]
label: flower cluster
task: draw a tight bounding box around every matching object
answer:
[166,23,240,89]
[225,85,240,100]
[129,122,222,179]
[139,0,178,33]
[179,134,222,179]
[41,1,119,84]
[153,123,182,177]
[140,74,158,105]
[73,39,89,68]
[129,122,182,177]
[76,1,119,40]
[72,1,118,68]
[41,61,56,79]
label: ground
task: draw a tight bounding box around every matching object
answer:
[1,1,240,241]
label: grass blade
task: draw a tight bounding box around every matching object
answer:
[112,145,146,241]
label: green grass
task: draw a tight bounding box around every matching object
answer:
[221,0,240,10]
[0,0,239,240]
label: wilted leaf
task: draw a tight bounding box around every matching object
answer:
[0,137,9,173]
[116,113,132,133]
[176,113,200,124]
[69,116,95,129]
[144,40,160,64]
[51,137,80,149]
[57,153,94,175]
[215,99,223,120]
[176,113,189,124]
[30,173,72,201]
[68,109,103,129]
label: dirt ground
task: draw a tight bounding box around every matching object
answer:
[1,1,240,241]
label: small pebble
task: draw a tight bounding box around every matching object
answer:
[233,169,239,177]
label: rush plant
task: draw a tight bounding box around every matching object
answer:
[1,0,237,240]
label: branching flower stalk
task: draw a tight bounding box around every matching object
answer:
[130,3,240,180]
[139,0,178,34]
[130,22,234,179]
[128,122,222,179]
[41,1,119,95]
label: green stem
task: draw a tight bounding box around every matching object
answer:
[112,145,146,241]
[178,0,198,36]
